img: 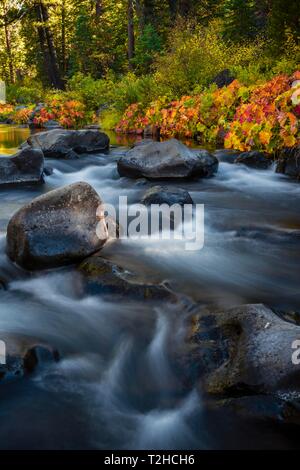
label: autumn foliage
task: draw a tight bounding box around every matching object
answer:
[0,98,90,129]
[116,71,300,153]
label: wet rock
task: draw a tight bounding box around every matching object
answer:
[27,129,110,159]
[43,166,54,176]
[0,335,59,383]
[234,151,272,169]
[214,149,240,163]
[141,186,193,206]
[42,120,62,130]
[84,124,101,130]
[6,182,108,270]
[212,394,300,426]
[23,345,60,373]
[276,146,300,179]
[187,304,300,396]
[0,147,44,187]
[78,255,176,302]
[0,277,6,290]
[118,138,218,180]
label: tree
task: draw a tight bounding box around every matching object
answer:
[268,0,300,50]
[127,0,135,66]
[222,0,258,42]
[34,1,64,89]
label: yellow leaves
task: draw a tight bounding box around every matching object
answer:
[117,70,300,151]
[282,134,297,147]
[259,130,272,146]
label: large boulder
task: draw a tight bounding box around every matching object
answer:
[276,146,300,179]
[0,147,44,186]
[6,182,108,270]
[27,129,110,159]
[141,186,193,206]
[117,139,218,179]
[187,304,300,396]
[234,151,272,169]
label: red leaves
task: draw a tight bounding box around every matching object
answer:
[116,71,300,153]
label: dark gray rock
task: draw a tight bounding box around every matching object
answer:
[6,182,108,270]
[0,147,44,186]
[234,151,272,169]
[187,304,300,396]
[214,149,240,163]
[78,256,176,302]
[27,129,110,159]
[117,139,218,180]
[276,146,300,179]
[212,69,235,88]
[0,335,59,383]
[42,120,62,130]
[43,166,54,176]
[141,186,193,206]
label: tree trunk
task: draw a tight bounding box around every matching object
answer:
[34,1,64,89]
[95,0,102,17]
[127,0,135,67]
[61,0,66,75]
[178,0,192,16]
[168,0,178,19]
[2,1,14,83]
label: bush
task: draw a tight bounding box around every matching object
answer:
[0,103,14,121]
[6,83,43,104]
[67,73,114,111]
[116,71,300,153]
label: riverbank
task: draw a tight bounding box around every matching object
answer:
[1,70,299,157]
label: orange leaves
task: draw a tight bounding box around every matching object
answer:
[33,99,87,129]
[0,104,15,121]
[259,130,272,146]
[116,71,300,153]
[12,107,32,125]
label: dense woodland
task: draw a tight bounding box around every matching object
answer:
[0,1,299,151]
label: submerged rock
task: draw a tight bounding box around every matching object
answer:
[141,186,194,206]
[234,151,272,169]
[276,146,300,179]
[6,182,108,270]
[78,255,176,302]
[0,335,59,383]
[27,129,110,159]
[0,147,44,186]
[214,149,240,163]
[117,138,218,179]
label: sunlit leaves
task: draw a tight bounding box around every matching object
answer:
[117,71,300,153]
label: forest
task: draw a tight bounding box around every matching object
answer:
[0,0,299,151]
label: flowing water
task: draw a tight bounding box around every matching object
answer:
[0,126,300,449]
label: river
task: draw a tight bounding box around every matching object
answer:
[0,125,300,449]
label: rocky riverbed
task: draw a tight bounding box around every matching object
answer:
[0,126,300,449]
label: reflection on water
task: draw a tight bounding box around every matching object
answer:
[0,124,30,155]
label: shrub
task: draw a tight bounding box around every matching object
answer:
[6,84,43,105]
[12,107,33,124]
[33,98,92,129]
[116,71,300,153]
[0,103,14,121]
